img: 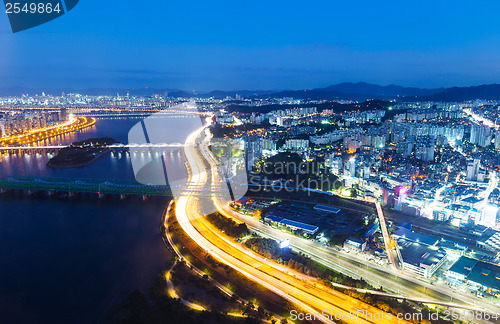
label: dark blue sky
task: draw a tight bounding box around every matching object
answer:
[1,0,499,91]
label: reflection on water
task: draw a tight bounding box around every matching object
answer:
[0,116,189,181]
[0,116,186,323]
[0,195,171,324]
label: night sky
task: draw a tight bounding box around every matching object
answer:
[0,0,499,90]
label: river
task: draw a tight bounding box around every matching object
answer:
[0,116,178,323]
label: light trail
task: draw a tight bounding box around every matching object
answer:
[212,188,497,313]
[463,108,499,130]
[479,171,498,201]
[173,119,414,324]
[163,201,275,320]
[164,263,207,311]
[176,126,334,323]
[201,131,497,313]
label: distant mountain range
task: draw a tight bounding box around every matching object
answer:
[1,82,500,102]
[417,84,500,102]
[316,82,444,97]
[255,82,500,101]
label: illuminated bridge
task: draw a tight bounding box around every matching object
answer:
[0,177,226,198]
[0,143,188,150]
[72,109,212,118]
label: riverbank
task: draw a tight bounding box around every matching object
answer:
[0,116,96,147]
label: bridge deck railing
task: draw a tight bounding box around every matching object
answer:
[0,176,228,197]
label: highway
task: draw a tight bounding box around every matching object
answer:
[163,201,251,318]
[213,197,498,313]
[174,120,413,324]
[197,124,498,315]
[464,107,499,130]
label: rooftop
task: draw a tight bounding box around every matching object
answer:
[264,215,283,223]
[264,214,319,233]
[398,222,412,230]
[462,197,483,204]
[477,229,500,251]
[364,224,379,237]
[279,218,319,232]
[393,228,440,246]
[438,239,468,252]
[448,256,478,277]
[313,204,341,214]
[449,256,500,291]
[397,238,446,269]
[346,237,365,245]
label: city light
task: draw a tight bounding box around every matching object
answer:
[0,116,95,147]
[279,239,290,249]
[4,2,500,322]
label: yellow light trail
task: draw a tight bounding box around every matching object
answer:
[174,118,411,324]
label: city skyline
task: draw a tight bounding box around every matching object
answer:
[2,90,500,322]
[3,1,500,323]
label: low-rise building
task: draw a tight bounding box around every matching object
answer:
[447,256,500,295]
[476,229,500,253]
[393,228,440,246]
[397,238,447,278]
[264,215,319,234]
[344,237,366,252]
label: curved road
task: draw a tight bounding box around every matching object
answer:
[174,120,413,324]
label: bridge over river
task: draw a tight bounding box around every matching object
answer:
[0,176,225,198]
[0,143,188,150]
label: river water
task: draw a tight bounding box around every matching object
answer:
[0,116,182,323]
